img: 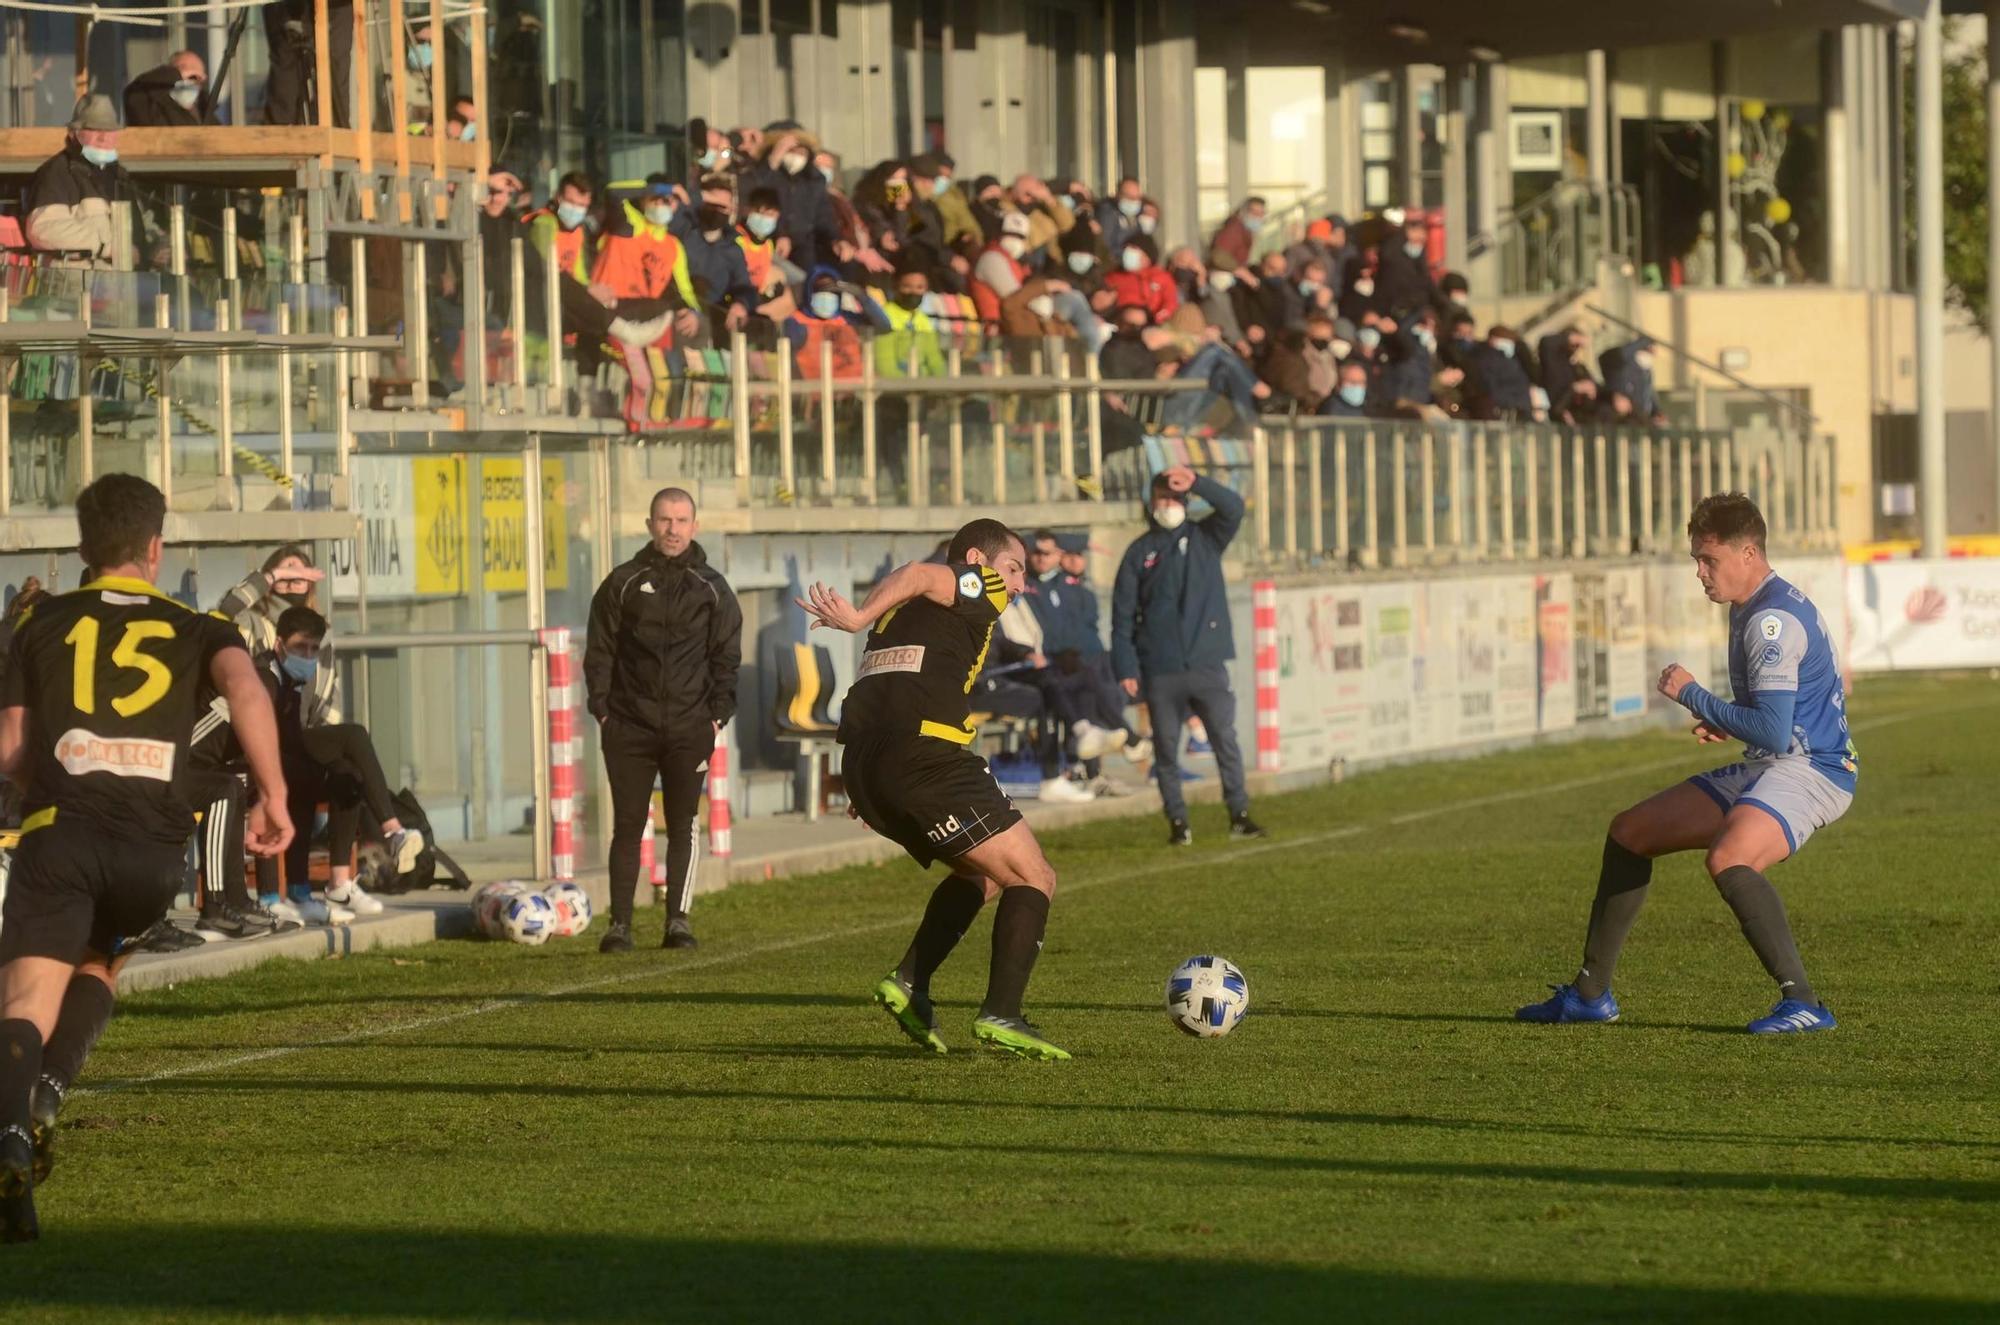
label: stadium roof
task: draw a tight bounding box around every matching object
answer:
[1243,0,1926,67]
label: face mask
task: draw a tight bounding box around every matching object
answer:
[1153,502,1188,530]
[818,164,835,183]
[1492,340,1515,359]
[1331,339,1351,359]
[281,654,318,685]
[746,213,778,240]
[895,291,925,311]
[644,203,674,227]
[1453,334,1475,348]
[555,201,588,229]
[933,174,953,197]
[1070,194,1091,212]
[81,145,118,167]
[1414,329,1436,352]
[1056,195,1076,212]
[698,148,721,170]
[1308,336,1332,350]
[1242,214,1264,234]
[1000,235,1028,260]
[1358,327,1381,352]
[274,587,315,608]
[1297,279,1320,297]
[1210,271,1235,293]
[1028,294,1055,319]
[1404,240,1425,258]
[1353,277,1374,297]
[1066,251,1095,275]
[410,42,434,71]
[171,81,201,110]
[1634,351,1655,371]
[1120,248,1145,273]
[1137,216,1157,235]
[783,152,809,175]
[1118,323,1147,339]
[810,290,841,319]
[1338,383,1368,408]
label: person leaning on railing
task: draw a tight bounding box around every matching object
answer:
[25,96,155,270]
[124,49,217,128]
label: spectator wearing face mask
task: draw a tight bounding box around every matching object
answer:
[590,177,704,397]
[744,129,840,282]
[870,263,946,380]
[1537,324,1602,424]
[1004,173,1074,263]
[736,186,794,315]
[1601,336,1667,426]
[1261,311,1346,414]
[26,95,151,267]
[910,153,982,255]
[125,49,216,127]
[1325,358,1373,418]
[1209,196,1267,269]
[1250,251,1301,336]
[521,173,674,366]
[967,175,1007,244]
[785,269,866,380]
[1285,216,1353,302]
[1440,310,1482,373]
[1463,324,1539,421]
[1352,310,1387,363]
[1292,258,1339,331]
[672,175,758,341]
[1102,236,1179,327]
[684,118,735,197]
[1195,250,1253,356]
[971,211,1036,325]
[1096,177,1148,253]
[1374,215,1441,321]
[1376,312,1460,417]
[218,545,342,726]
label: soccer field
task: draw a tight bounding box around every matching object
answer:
[12,673,2000,1322]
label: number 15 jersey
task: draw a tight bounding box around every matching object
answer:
[1,575,247,845]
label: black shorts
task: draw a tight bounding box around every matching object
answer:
[841,735,1022,869]
[0,818,188,964]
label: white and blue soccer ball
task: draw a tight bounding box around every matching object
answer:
[499,891,557,946]
[470,880,532,939]
[1165,955,1249,1038]
[542,882,593,938]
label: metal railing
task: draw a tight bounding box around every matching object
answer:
[1469,179,1641,300]
[1247,416,1839,570]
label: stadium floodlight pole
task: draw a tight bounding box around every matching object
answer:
[1917,0,1948,557]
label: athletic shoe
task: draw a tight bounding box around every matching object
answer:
[1515,983,1621,1024]
[1747,998,1837,1034]
[28,1077,60,1184]
[1039,775,1094,804]
[1072,721,1126,761]
[662,916,699,950]
[195,904,276,940]
[281,897,353,927]
[972,1014,1072,1062]
[263,898,315,930]
[1229,813,1268,840]
[599,921,634,954]
[325,879,385,916]
[1122,737,1155,765]
[136,920,205,953]
[387,827,427,875]
[873,971,948,1054]
[0,1125,35,1243]
[1168,819,1193,847]
[609,312,672,347]
[1186,735,1213,757]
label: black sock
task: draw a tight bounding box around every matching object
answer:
[897,874,987,992]
[980,886,1050,1020]
[1714,865,1817,1006]
[0,1019,42,1141]
[41,978,116,1099]
[1575,836,1653,1001]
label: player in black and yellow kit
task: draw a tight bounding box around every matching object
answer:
[797,518,1069,1060]
[0,475,293,1242]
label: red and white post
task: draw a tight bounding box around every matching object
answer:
[708,720,733,857]
[542,627,578,880]
[1252,579,1281,773]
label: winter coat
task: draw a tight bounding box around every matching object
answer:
[584,541,743,735]
[1111,474,1245,682]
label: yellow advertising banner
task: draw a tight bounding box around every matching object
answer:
[480,457,571,593]
[412,456,469,595]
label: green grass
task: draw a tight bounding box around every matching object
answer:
[10,673,2000,1322]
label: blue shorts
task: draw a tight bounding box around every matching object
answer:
[1689,758,1853,854]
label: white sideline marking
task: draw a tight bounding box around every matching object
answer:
[85,698,1978,1097]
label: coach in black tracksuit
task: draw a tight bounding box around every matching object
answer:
[585,487,743,953]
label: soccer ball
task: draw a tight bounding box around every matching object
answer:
[470,880,532,939]
[1165,955,1249,1038]
[542,882,594,938]
[499,891,557,946]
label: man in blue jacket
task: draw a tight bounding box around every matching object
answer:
[1111,466,1266,846]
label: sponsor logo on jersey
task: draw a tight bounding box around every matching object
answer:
[99,591,151,606]
[1761,642,1783,665]
[958,571,983,600]
[640,581,657,594]
[1759,614,1783,640]
[856,644,926,679]
[54,728,175,782]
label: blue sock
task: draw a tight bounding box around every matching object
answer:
[259,893,281,909]
[288,884,312,905]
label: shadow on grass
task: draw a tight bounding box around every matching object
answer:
[111,1076,2000,1195]
[4,1224,1984,1323]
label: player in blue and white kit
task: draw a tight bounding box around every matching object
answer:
[1517,493,1853,1034]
